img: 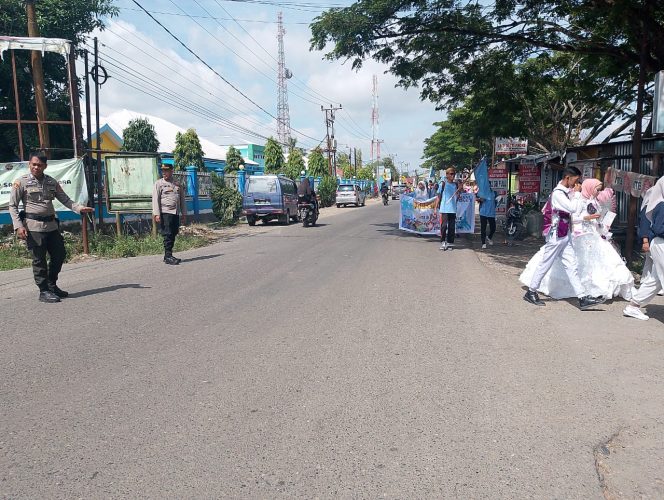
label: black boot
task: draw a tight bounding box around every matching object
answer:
[523,290,545,306]
[48,284,69,298]
[39,290,61,303]
[164,256,179,265]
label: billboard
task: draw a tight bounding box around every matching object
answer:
[495,138,528,155]
[105,155,159,213]
[654,71,664,135]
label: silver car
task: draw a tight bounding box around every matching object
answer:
[336,184,366,207]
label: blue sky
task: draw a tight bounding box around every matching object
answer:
[85,0,443,173]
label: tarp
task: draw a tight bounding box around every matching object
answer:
[399,193,476,235]
[0,36,71,60]
[0,158,88,211]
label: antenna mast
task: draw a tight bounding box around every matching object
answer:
[276,11,292,146]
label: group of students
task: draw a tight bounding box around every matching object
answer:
[520,165,664,320]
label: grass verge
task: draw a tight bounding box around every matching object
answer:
[0,225,216,272]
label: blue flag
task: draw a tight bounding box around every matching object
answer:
[475,157,492,200]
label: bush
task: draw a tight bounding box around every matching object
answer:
[317,176,338,207]
[210,173,243,225]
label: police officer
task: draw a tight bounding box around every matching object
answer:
[8,152,94,303]
[152,164,187,265]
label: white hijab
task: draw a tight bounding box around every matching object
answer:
[645,177,664,222]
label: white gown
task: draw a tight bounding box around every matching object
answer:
[519,199,634,300]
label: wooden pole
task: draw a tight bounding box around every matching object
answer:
[25,0,50,154]
[11,50,24,161]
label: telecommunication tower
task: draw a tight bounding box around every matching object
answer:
[276,12,292,146]
[370,75,383,163]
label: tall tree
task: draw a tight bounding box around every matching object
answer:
[224,145,245,173]
[173,128,205,171]
[310,0,663,130]
[307,146,328,177]
[0,0,117,160]
[121,117,159,153]
[264,137,285,174]
[285,146,305,180]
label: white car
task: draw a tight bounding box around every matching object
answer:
[336,184,366,207]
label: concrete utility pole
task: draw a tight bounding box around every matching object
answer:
[25,0,50,154]
[321,104,342,176]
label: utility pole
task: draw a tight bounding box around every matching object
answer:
[93,37,103,227]
[321,104,342,177]
[276,12,292,146]
[25,0,50,154]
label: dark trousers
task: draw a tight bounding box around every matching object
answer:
[440,213,456,243]
[26,230,66,291]
[480,215,496,244]
[160,213,180,257]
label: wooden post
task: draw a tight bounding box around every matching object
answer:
[26,0,50,153]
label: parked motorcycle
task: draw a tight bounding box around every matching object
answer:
[298,195,318,227]
[502,196,527,240]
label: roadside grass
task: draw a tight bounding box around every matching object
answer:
[0,224,216,271]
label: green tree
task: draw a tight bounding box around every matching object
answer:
[284,146,306,180]
[310,0,663,133]
[121,117,159,153]
[173,128,205,171]
[317,175,338,207]
[210,173,242,226]
[225,145,245,173]
[307,146,328,177]
[264,137,285,174]
[0,0,118,160]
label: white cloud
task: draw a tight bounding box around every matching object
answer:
[79,1,444,171]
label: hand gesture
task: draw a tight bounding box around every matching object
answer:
[16,227,27,240]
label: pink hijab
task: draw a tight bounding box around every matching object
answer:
[581,179,602,200]
[597,187,616,211]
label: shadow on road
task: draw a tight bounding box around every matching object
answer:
[370,222,439,241]
[67,283,151,298]
[179,253,223,263]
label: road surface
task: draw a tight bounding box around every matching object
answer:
[2,201,663,498]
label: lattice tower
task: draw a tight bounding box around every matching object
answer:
[276,12,292,146]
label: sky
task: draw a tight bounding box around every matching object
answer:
[78,0,443,174]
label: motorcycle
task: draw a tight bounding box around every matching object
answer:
[382,191,389,206]
[298,195,318,227]
[502,196,527,240]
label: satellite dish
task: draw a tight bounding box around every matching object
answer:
[285,68,293,79]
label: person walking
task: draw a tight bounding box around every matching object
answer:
[152,164,187,265]
[522,166,605,310]
[623,179,664,320]
[438,167,461,251]
[8,152,94,303]
[477,189,497,249]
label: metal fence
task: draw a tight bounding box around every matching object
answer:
[198,172,212,197]
[224,174,239,191]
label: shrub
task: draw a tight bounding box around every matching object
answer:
[317,176,338,207]
[210,173,243,225]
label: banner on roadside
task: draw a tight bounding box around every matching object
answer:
[0,157,88,212]
[399,193,476,235]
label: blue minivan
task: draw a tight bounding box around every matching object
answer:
[243,175,299,226]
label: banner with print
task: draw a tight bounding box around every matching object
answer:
[0,158,88,211]
[399,193,475,235]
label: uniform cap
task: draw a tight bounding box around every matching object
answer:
[161,164,173,170]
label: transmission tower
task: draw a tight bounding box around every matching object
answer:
[370,74,382,163]
[276,11,292,146]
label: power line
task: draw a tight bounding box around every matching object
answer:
[118,6,311,24]
[130,0,276,120]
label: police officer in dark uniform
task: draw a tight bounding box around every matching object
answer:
[8,152,94,303]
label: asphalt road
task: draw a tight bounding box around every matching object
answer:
[2,201,664,498]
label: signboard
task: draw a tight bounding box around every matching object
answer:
[540,167,554,197]
[518,163,540,193]
[0,157,87,211]
[105,155,159,213]
[654,70,664,134]
[489,163,508,216]
[399,193,475,235]
[495,137,528,155]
